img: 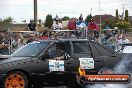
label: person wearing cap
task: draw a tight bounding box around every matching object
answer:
[51,16,63,30]
[87,18,99,41]
[28,19,36,31]
[76,14,87,38]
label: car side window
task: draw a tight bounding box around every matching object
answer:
[73,42,92,58]
[46,44,57,59]
[44,41,71,60]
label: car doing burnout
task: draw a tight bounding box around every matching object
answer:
[0,39,132,88]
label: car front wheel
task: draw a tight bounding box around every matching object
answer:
[3,71,28,88]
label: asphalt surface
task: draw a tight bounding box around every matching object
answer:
[41,86,74,88]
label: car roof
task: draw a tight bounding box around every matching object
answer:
[36,39,90,43]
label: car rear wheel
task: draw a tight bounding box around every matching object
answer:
[4,71,28,88]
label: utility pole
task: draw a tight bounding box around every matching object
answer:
[99,0,102,33]
[34,0,37,30]
[121,4,126,20]
[91,8,92,15]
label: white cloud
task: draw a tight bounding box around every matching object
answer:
[0,0,132,22]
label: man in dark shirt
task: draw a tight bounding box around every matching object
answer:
[55,46,64,60]
[28,19,36,31]
[26,34,35,44]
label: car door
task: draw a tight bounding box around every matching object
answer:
[32,42,58,83]
[42,41,79,73]
[64,41,80,72]
[71,41,95,72]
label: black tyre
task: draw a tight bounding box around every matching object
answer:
[3,71,29,88]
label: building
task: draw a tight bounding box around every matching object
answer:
[0,24,47,32]
[93,14,115,24]
[129,16,132,27]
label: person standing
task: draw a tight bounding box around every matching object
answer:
[51,16,63,30]
[76,14,87,38]
[67,18,76,30]
[67,18,77,37]
[28,19,37,31]
[87,18,99,41]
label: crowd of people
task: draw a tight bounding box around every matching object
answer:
[0,29,130,55]
[101,29,130,50]
[0,32,24,55]
[50,14,100,41]
[0,14,131,55]
[0,31,65,55]
[27,14,100,41]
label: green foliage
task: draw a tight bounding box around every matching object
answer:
[125,10,129,22]
[85,14,92,23]
[44,14,53,28]
[115,9,119,22]
[0,17,13,25]
[102,19,115,29]
[61,16,70,21]
[115,21,131,30]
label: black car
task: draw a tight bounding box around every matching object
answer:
[0,39,131,88]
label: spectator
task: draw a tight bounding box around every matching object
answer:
[11,33,23,53]
[28,19,36,31]
[67,18,77,37]
[51,16,63,30]
[67,18,76,30]
[59,20,63,29]
[76,14,87,38]
[40,32,49,40]
[0,33,10,55]
[87,19,99,41]
[50,32,55,40]
[26,34,36,44]
[116,30,130,44]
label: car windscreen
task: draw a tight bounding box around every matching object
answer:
[12,41,49,57]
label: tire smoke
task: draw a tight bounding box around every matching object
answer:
[87,54,132,88]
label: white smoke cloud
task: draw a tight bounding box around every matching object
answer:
[122,46,132,53]
[87,84,126,88]
[87,54,132,88]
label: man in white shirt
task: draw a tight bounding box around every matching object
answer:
[76,14,87,38]
[51,18,63,30]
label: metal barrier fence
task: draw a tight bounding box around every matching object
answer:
[47,30,88,39]
[0,30,90,55]
[3,29,127,55]
[11,29,89,39]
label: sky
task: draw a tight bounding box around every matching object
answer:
[0,0,132,23]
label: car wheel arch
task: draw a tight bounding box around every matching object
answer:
[6,69,30,79]
[3,69,32,88]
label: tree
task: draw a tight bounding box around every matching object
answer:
[125,10,129,22]
[115,21,131,31]
[44,14,53,28]
[0,17,13,25]
[115,9,119,22]
[85,14,92,23]
[102,19,115,29]
[61,16,70,21]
